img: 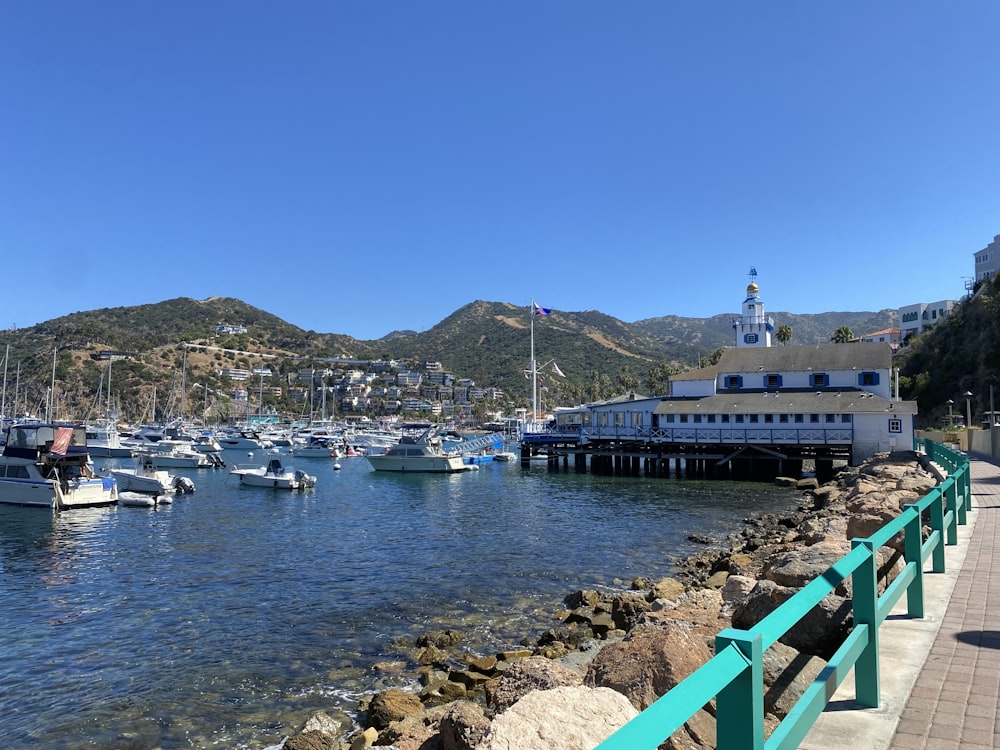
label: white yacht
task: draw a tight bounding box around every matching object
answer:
[0,423,118,509]
[365,426,472,473]
[85,420,134,458]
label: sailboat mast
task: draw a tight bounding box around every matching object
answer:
[48,346,56,421]
[1,343,8,419]
[530,300,537,426]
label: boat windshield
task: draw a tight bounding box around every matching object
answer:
[7,424,87,452]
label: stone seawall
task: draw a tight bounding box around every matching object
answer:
[275,450,938,750]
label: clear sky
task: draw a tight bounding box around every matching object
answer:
[2,2,998,340]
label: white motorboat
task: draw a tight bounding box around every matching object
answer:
[291,437,342,458]
[0,423,118,509]
[229,457,317,489]
[191,434,224,454]
[103,454,196,494]
[140,440,224,468]
[85,421,134,458]
[365,426,472,473]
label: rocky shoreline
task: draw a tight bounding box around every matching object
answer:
[273,450,940,750]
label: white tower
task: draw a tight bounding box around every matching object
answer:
[732,267,773,348]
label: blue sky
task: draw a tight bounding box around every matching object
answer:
[2,2,998,340]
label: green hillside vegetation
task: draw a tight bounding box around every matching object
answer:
[0,297,900,424]
[897,276,1000,429]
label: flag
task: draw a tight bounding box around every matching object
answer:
[551,362,565,377]
[51,427,73,455]
[533,302,551,316]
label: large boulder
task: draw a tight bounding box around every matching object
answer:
[484,656,583,715]
[761,541,852,594]
[584,622,712,710]
[283,711,349,750]
[438,700,490,750]
[365,688,424,730]
[731,579,852,659]
[477,685,638,750]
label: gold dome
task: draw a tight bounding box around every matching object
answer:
[747,282,759,294]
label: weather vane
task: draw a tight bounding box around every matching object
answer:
[749,266,758,284]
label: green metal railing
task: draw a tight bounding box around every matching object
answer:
[596,441,971,750]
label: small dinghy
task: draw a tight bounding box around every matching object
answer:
[118,491,172,507]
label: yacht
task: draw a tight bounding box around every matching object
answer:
[0,423,118,509]
[365,426,472,473]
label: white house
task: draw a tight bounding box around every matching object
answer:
[899,300,956,339]
[974,234,1000,283]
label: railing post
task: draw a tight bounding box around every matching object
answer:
[945,479,959,546]
[902,504,925,617]
[927,488,946,574]
[959,464,972,518]
[715,628,764,750]
[851,538,880,708]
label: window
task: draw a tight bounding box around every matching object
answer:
[764,414,773,423]
[825,414,836,423]
[858,372,880,386]
[794,414,804,423]
[765,374,782,388]
[745,333,758,344]
[598,413,608,427]
[725,375,742,389]
[615,412,625,427]
[630,412,643,427]
[810,373,828,387]
[735,414,744,423]
[721,414,730,423]
[810,414,820,423]
[664,414,675,423]
[694,414,702,423]
[779,414,789,423]
[841,414,852,423]
[749,414,759,423]
[889,419,902,433]
[707,414,716,423]
[680,414,689,423]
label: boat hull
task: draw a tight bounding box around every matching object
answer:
[0,477,117,509]
[365,455,471,473]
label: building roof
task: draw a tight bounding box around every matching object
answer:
[670,343,892,382]
[654,390,917,416]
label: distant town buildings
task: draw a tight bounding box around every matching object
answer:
[215,324,248,335]
[898,300,956,339]
[975,234,1000,283]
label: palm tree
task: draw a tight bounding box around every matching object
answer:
[831,326,854,344]
[775,325,793,346]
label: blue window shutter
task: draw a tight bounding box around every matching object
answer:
[873,373,880,385]
[777,374,783,387]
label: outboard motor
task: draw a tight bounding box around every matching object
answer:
[173,476,196,494]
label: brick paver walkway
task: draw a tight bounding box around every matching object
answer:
[889,456,1000,750]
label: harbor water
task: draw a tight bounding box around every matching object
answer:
[0,450,803,748]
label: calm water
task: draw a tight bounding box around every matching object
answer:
[0,450,801,748]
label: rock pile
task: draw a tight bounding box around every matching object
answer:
[278,450,939,750]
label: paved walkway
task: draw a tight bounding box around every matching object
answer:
[801,454,1000,749]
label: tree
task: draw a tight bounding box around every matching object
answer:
[776,324,793,346]
[615,365,640,394]
[831,326,854,344]
[644,362,679,396]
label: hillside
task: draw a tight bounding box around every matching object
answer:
[0,297,900,422]
[896,276,1000,428]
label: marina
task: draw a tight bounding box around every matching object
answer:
[0,448,802,748]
